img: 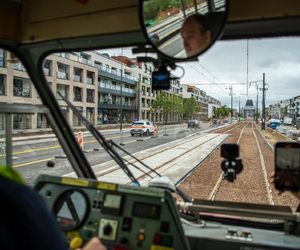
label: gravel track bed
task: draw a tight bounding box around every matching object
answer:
[254,126,299,211]
[179,122,299,211]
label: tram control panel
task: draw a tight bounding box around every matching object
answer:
[34,175,300,250]
[34,175,189,250]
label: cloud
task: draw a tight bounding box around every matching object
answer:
[179,37,300,108]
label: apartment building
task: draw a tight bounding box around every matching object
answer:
[181,84,208,120]
[1,48,221,131]
[207,95,221,118]
[91,53,137,124]
[112,57,154,121]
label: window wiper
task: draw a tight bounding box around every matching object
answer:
[58,92,140,186]
[58,92,192,202]
[109,140,192,202]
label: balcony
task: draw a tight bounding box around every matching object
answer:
[98,66,137,85]
[57,71,68,80]
[12,63,26,72]
[78,57,94,66]
[98,83,136,97]
[73,75,82,82]
[98,101,135,110]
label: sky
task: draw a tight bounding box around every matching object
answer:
[100,37,300,110]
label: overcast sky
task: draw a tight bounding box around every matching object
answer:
[177,37,300,109]
[102,37,300,110]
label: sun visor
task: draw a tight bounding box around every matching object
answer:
[20,0,141,44]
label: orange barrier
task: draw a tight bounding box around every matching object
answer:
[77,130,84,150]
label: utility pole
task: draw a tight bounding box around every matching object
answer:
[230,85,233,123]
[261,73,266,130]
[256,83,259,123]
[238,96,241,122]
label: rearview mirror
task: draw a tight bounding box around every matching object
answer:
[140,0,228,60]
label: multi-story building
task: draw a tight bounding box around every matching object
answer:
[181,84,208,120]
[288,95,300,123]
[268,99,289,119]
[1,48,221,131]
[244,99,255,118]
[92,53,137,124]
[207,95,221,118]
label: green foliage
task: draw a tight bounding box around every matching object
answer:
[183,97,201,120]
[143,0,193,20]
[151,92,183,123]
[213,106,231,118]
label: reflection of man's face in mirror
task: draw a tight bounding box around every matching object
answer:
[181,14,212,57]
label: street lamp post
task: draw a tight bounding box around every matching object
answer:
[120,48,125,145]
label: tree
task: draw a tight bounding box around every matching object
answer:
[213,106,231,118]
[183,97,201,120]
[151,92,174,124]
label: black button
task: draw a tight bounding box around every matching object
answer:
[160,221,169,233]
[122,217,132,231]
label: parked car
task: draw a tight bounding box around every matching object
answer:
[149,33,159,45]
[130,120,156,136]
[187,120,200,129]
[269,118,281,129]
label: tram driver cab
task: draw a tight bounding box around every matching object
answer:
[1,0,300,250]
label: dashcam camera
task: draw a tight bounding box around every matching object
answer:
[221,144,243,182]
[152,66,170,90]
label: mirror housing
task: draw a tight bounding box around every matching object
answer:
[139,0,228,61]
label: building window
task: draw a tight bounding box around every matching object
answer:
[13,114,32,130]
[37,113,49,128]
[57,62,69,80]
[0,49,5,67]
[0,74,5,95]
[87,89,94,103]
[57,84,69,100]
[73,107,83,126]
[86,107,94,124]
[73,67,83,82]
[43,59,52,76]
[60,106,69,121]
[73,87,82,102]
[13,77,31,97]
[87,70,94,85]
[12,61,26,71]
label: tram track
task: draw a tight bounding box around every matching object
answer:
[179,121,283,207]
[209,122,274,205]
[95,122,245,184]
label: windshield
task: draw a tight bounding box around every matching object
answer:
[1,37,300,214]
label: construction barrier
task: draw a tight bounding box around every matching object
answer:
[77,130,84,150]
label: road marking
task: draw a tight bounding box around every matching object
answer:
[160,33,181,49]
[13,157,55,168]
[0,134,129,157]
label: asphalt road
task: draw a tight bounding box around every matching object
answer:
[2,123,215,185]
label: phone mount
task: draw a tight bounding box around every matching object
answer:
[221,144,243,182]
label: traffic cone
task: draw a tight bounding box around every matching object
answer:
[77,130,84,150]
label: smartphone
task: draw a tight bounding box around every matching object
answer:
[275,142,300,191]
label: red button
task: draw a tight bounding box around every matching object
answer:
[153,234,161,245]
